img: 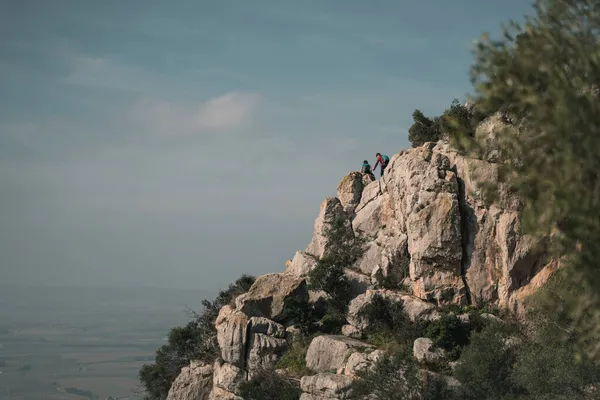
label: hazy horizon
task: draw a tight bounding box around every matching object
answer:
[1,1,534,292]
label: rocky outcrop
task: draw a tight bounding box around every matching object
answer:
[169,127,558,399]
[300,373,355,399]
[247,318,288,377]
[346,290,435,332]
[305,335,375,373]
[413,338,446,364]
[167,361,213,400]
[235,272,308,321]
[215,306,249,368]
[337,171,365,215]
[305,197,351,259]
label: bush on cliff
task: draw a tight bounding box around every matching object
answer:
[308,214,366,314]
[139,274,255,400]
[408,109,441,147]
[238,367,302,400]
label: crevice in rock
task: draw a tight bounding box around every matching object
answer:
[242,319,253,375]
[452,165,475,306]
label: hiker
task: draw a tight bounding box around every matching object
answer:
[373,153,389,177]
[360,160,375,179]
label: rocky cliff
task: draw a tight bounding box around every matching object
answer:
[167,114,558,400]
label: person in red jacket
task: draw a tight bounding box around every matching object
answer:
[373,153,390,177]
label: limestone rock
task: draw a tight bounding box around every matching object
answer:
[305,197,351,258]
[300,373,355,399]
[341,349,384,376]
[305,335,374,373]
[215,306,248,368]
[346,290,435,334]
[433,140,550,308]
[382,144,466,304]
[248,317,286,338]
[208,386,243,400]
[287,251,318,277]
[362,172,376,186]
[235,272,308,321]
[213,359,246,394]
[167,360,213,400]
[413,338,446,364]
[341,324,362,339]
[337,171,364,214]
[246,332,288,376]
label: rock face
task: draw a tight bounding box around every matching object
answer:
[284,136,552,309]
[169,131,557,400]
[305,197,351,258]
[235,272,308,321]
[413,338,446,364]
[337,171,365,215]
[300,373,355,399]
[346,290,435,335]
[167,361,213,400]
[305,335,375,373]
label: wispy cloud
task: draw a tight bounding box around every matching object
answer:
[63,54,157,92]
[128,92,261,135]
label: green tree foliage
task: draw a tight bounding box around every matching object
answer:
[408,109,441,147]
[139,274,255,400]
[357,294,416,347]
[459,0,600,359]
[308,214,366,314]
[238,368,302,400]
[349,349,422,400]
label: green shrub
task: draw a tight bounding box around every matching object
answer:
[423,314,470,360]
[278,297,321,337]
[349,348,422,400]
[238,368,302,400]
[308,256,352,313]
[453,324,520,400]
[139,274,255,400]
[308,214,366,313]
[358,294,415,345]
[408,109,442,147]
[275,337,312,378]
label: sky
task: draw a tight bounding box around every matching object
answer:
[0,0,535,291]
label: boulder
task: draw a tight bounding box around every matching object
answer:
[246,333,288,376]
[213,359,246,394]
[248,317,286,338]
[300,373,355,399]
[287,251,318,277]
[383,144,466,304]
[341,349,384,376]
[305,335,374,373]
[305,197,351,258]
[235,273,308,321]
[208,386,243,400]
[337,171,365,214]
[346,290,435,333]
[167,360,213,400]
[413,338,446,364]
[215,306,249,368]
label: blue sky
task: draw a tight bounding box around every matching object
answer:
[0,1,534,291]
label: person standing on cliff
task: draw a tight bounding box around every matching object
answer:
[373,152,389,178]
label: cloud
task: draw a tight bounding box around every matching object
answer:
[128,92,260,135]
[63,55,157,92]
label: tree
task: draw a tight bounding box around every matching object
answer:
[459,0,600,359]
[408,109,441,147]
[139,274,255,400]
[307,214,365,314]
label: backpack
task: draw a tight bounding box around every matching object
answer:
[382,154,390,164]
